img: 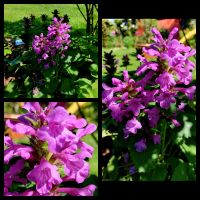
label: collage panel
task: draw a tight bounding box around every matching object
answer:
[102,19,196,181]
[4,4,98,98]
[4,102,98,196]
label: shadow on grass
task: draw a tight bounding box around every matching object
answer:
[4,16,87,39]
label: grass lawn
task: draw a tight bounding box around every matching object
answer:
[4,4,98,36]
[102,47,141,76]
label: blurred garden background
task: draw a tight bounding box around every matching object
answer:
[102,19,196,80]
[4,102,98,195]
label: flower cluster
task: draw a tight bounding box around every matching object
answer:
[102,27,196,152]
[32,18,71,69]
[4,102,97,196]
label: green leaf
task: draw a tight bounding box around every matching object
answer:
[45,78,58,94]
[107,156,119,181]
[76,78,92,86]
[129,142,160,173]
[171,162,188,181]
[5,82,15,93]
[66,66,79,79]
[33,91,43,98]
[89,63,98,78]
[180,143,196,164]
[60,79,75,96]
[9,55,22,67]
[42,68,55,82]
[150,164,168,181]
[177,116,194,138]
[91,79,98,97]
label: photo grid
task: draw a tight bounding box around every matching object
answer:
[3,1,197,197]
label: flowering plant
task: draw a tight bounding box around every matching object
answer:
[4,102,97,196]
[4,10,98,98]
[102,27,196,181]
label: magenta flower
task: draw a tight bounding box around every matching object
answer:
[5,102,97,196]
[4,159,26,189]
[147,107,160,128]
[27,158,62,195]
[57,184,96,196]
[151,134,161,144]
[4,136,34,164]
[32,17,71,68]
[124,118,142,138]
[156,92,176,109]
[155,71,176,91]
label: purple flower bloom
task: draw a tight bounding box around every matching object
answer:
[27,158,62,195]
[175,86,196,100]
[156,92,176,109]
[147,107,160,128]
[124,118,142,138]
[134,139,147,152]
[151,134,161,144]
[155,71,176,91]
[178,102,186,112]
[4,159,26,189]
[129,166,136,175]
[57,184,96,196]
[172,119,181,127]
[32,17,71,69]
[4,136,34,164]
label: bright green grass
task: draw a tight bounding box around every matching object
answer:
[103,47,196,80]
[4,4,98,35]
[83,131,98,177]
[102,47,140,76]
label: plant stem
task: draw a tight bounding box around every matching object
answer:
[161,119,167,162]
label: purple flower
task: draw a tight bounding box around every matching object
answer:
[27,158,62,194]
[155,71,176,91]
[156,92,176,109]
[57,184,96,196]
[171,119,181,127]
[58,154,89,184]
[151,134,161,144]
[175,86,196,100]
[4,137,34,164]
[32,17,71,69]
[129,166,136,175]
[178,102,186,112]
[37,124,75,153]
[127,99,145,117]
[134,139,147,152]
[4,159,26,189]
[124,118,142,138]
[147,107,160,128]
